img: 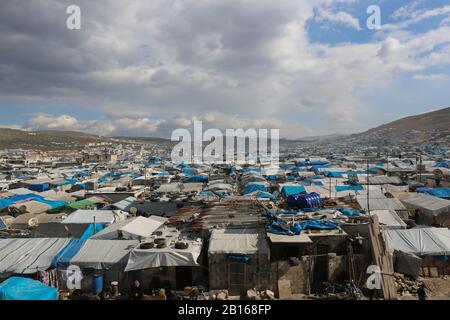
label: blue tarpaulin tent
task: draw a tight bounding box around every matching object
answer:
[27,183,50,192]
[0,277,58,300]
[182,168,196,175]
[266,219,338,235]
[280,164,296,170]
[243,184,267,195]
[287,192,321,209]
[243,167,261,174]
[177,162,189,168]
[416,187,450,199]
[80,223,106,239]
[433,162,449,168]
[338,207,361,217]
[297,161,329,166]
[251,191,276,200]
[183,175,208,183]
[51,239,87,268]
[0,194,67,210]
[335,185,364,192]
[281,185,306,197]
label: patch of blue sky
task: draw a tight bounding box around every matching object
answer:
[307,0,450,45]
[0,102,104,126]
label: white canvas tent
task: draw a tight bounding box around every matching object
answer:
[356,195,407,212]
[91,216,167,240]
[372,209,407,230]
[208,228,270,255]
[395,192,450,226]
[396,192,450,216]
[61,210,128,224]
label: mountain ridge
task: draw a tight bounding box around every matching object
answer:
[0,107,448,149]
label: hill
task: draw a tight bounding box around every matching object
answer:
[0,128,108,150]
[342,107,450,146]
[365,107,450,135]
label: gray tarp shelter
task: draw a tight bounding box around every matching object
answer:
[356,195,407,212]
[69,239,138,270]
[385,227,450,256]
[372,209,407,230]
[397,193,450,216]
[0,238,70,274]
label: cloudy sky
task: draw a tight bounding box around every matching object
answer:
[0,0,449,138]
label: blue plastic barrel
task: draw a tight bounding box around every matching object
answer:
[92,274,103,294]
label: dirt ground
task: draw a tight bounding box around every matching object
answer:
[398,276,450,300]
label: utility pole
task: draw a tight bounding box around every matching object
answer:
[367,159,370,216]
[329,174,331,199]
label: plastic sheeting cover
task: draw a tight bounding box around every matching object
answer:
[208,228,269,255]
[69,239,138,270]
[0,277,58,300]
[51,239,87,269]
[416,187,450,199]
[91,216,167,240]
[266,219,338,236]
[281,185,306,197]
[80,223,106,239]
[125,241,202,271]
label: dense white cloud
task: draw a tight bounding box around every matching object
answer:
[0,0,449,138]
[24,113,162,137]
[27,114,79,130]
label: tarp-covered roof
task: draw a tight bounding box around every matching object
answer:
[208,228,270,255]
[0,238,70,274]
[0,277,58,300]
[69,239,138,270]
[385,228,450,256]
[91,216,167,240]
[61,210,127,224]
[396,192,450,215]
[356,196,407,212]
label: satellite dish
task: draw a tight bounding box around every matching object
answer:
[28,217,39,228]
[130,207,138,216]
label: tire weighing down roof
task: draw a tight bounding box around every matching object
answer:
[125,226,203,271]
[90,216,168,240]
